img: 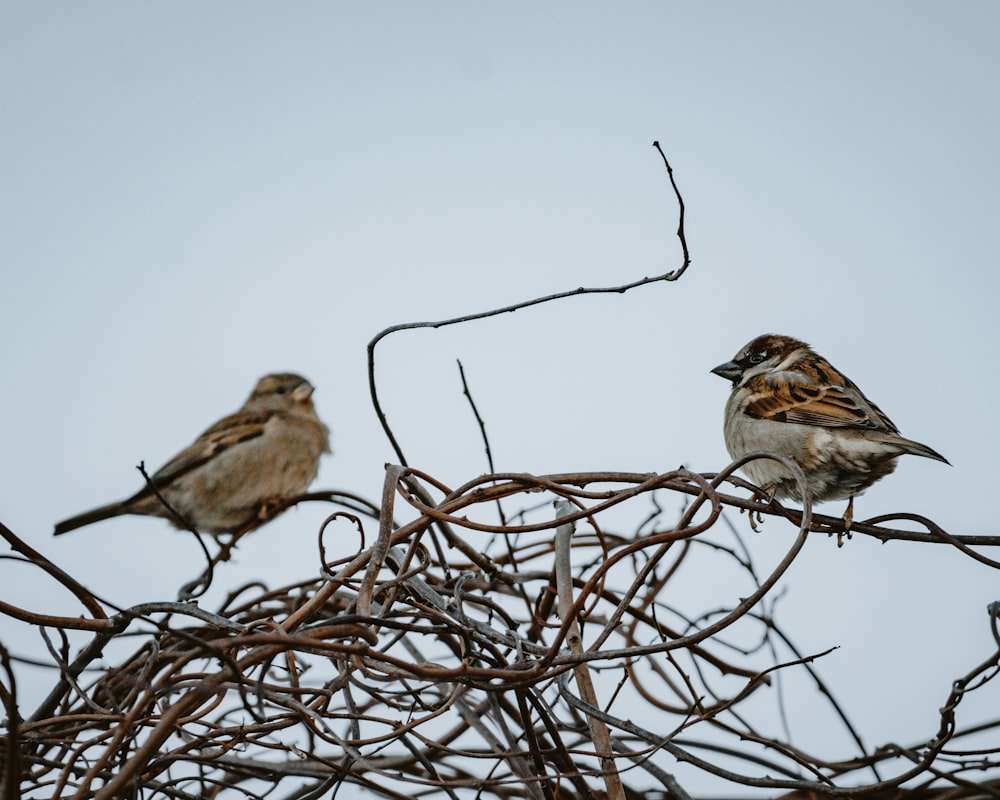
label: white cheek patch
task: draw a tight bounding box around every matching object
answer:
[774,352,805,374]
[737,368,770,388]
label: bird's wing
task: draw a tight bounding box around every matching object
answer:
[56,411,272,534]
[743,372,899,433]
[145,409,274,488]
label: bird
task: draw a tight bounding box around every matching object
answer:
[54,373,331,536]
[711,334,948,525]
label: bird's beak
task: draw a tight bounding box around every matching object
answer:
[711,361,743,383]
[293,383,316,403]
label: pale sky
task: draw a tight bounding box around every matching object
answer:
[2,3,998,795]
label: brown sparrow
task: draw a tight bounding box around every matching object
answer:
[54,373,331,536]
[711,334,948,520]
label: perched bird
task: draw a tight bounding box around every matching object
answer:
[54,373,331,536]
[711,334,948,521]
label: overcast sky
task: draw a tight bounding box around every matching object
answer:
[2,3,998,794]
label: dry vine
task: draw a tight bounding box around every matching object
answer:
[2,145,999,799]
[2,469,999,800]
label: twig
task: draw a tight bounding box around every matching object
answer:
[0,644,21,800]
[553,498,626,800]
[367,144,692,466]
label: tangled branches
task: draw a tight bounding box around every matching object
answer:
[3,464,999,799]
[4,145,999,798]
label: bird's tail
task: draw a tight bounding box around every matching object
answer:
[895,436,951,465]
[53,502,128,535]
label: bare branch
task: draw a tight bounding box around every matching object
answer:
[367,144,692,466]
[6,465,996,798]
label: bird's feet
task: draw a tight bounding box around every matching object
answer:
[747,484,777,532]
[836,495,854,547]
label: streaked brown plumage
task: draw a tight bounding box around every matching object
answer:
[711,334,948,507]
[54,373,330,536]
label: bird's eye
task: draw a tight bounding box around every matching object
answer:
[276,386,289,394]
[749,352,766,365]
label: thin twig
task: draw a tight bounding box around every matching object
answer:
[366,144,692,466]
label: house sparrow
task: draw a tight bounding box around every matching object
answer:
[54,373,331,536]
[711,334,948,520]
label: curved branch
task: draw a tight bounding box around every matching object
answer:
[366,144,692,465]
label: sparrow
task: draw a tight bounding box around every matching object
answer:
[54,373,331,536]
[711,334,948,522]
